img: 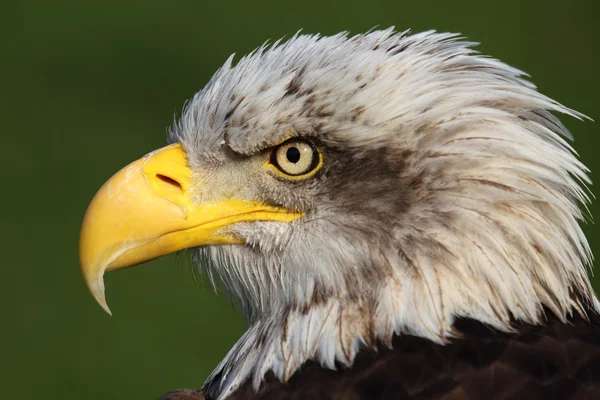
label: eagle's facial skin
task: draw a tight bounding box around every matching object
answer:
[183,137,409,322]
[80,29,598,399]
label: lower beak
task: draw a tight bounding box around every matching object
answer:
[79,144,302,314]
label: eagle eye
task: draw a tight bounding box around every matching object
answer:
[268,138,322,178]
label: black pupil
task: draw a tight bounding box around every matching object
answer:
[286,147,301,163]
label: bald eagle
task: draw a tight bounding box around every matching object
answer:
[79,29,600,400]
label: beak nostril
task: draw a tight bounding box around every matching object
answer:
[156,174,183,193]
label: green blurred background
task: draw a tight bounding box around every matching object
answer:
[2,0,598,398]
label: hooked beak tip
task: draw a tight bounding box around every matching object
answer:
[84,272,113,316]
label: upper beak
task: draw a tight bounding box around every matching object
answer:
[79,143,302,314]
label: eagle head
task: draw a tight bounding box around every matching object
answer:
[79,29,598,398]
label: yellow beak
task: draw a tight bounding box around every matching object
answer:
[79,144,302,314]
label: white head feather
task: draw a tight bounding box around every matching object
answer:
[170,29,598,399]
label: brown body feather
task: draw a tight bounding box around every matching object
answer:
[161,309,600,400]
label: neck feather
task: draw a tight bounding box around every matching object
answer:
[204,266,599,399]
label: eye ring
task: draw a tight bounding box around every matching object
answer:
[268,138,322,179]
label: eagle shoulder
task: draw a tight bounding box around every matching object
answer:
[162,308,600,400]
